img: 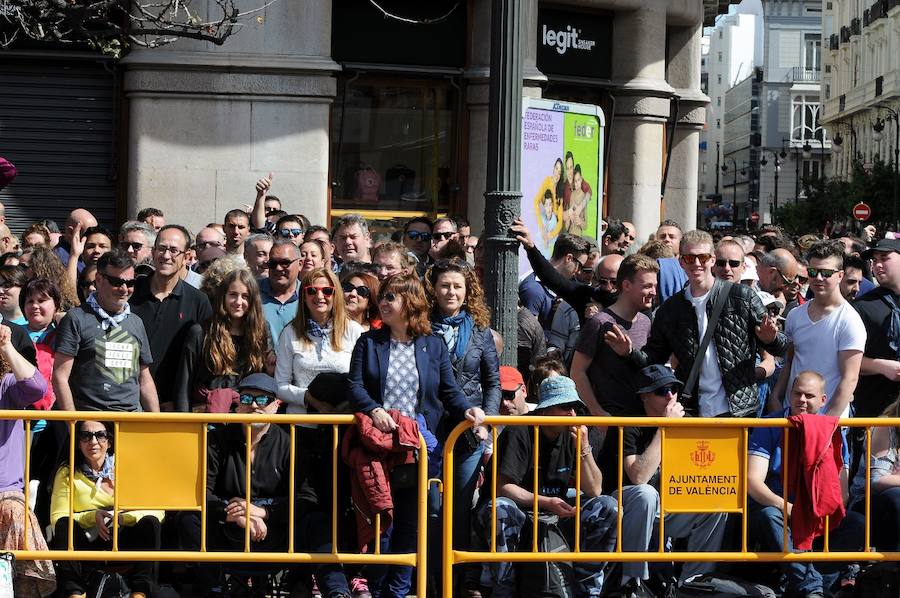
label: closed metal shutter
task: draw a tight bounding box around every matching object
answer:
[0,54,120,235]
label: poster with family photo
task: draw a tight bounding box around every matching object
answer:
[519,98,605,276]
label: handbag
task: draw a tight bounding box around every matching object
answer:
[681,281,731,404]
[87,569,130,598]
[353,167,380,202]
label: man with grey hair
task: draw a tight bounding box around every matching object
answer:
[757,248,800,299]
[261,238,301,341]
[332,213,372,266]
[119,221,156,269]
[244,233,274,279]
[429,217,458,260]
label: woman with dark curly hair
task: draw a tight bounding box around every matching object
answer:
[340,269,381,331]
[28,246,79,310]
[348,273,484,598]
[425,258,500,584]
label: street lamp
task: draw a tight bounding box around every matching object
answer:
[760,149,783,223]
[873,106,900,228]
[721,157,739,226]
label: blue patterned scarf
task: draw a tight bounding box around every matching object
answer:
[86,292,130,331]
[80,454,114,491]
[432,311,474,361]
[307,319,331,339]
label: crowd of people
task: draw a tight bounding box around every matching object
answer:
[0,175,897,598]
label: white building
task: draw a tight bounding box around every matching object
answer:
[822,0,900,197]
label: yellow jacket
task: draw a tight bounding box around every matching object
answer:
[50,466,165,528]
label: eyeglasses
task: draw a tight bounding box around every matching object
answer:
[380,291,398,303]
[341,282,371,297]
[78,430,110,442]
[196,240,224,250]
[406,230,433,242]
[268,258,299,269]
[807,267,838,279]
[775,268,797,285]
[238,394,275,407]
[119,241,144,252]
[279,228,303,238]
[653,385,678,397]
[153,245,186,257]
[681,254,713,265]
[579,266,594,275]
[595,276,616,287]
[305,285,335,297]
[432,231,455,242]
[715,258,742,268]
[99,272,136,289]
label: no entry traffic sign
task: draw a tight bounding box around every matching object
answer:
[853,202,872,222]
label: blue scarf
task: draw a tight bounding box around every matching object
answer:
[432,311,473,361]
[80,454,114,491]
[87,293,130,331]
[307,319,331,339]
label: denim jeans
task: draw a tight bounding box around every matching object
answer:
[472,495,618,598]
[750,505,864,595]
[366,485,418,598]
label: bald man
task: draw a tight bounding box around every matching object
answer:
[54,208,98,273]
[0,201,6,224]
[0,224,17,254]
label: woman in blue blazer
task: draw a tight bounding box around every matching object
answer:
[348,273,485,598]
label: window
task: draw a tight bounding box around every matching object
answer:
[719,30,723,40]
[717,74,722,84]
[717,96,722,107]
[330,77,458,213]
[802,159,822,180]
[716,119,721,129]
[791,94,825,142]
[718,51,723,62]
[803,33,821,73]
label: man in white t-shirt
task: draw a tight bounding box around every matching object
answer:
[771,240,866,416]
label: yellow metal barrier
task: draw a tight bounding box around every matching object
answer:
[3,410,429,598]
[441,416,900,598]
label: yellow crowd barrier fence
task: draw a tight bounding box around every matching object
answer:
[0,410,430,598]
[442,416,900,598]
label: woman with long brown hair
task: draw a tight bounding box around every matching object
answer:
[175,268,272,412]
[425,258,499,581]
[348,273,484,598]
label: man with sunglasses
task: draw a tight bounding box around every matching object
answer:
[260,239,302,342]
[119,221,156,274]
[275,215,305,246]
[770,241,865,418]
[401,216,434,275]
[130,225,212,411]
[429,217,459,261]
[758,248,800,301]
[607,230,785,418]
[604,365,727,597]
[53,249,159,413]
[712,239,745,283]
[179,372,353,597]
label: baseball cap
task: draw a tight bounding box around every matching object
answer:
[636,364,682,394]
[741,257,759,282]
[238,373,277,396]
[535,376,584,412]
[499,366,525,393]
[756,290,784,311]
[863,238,900,258]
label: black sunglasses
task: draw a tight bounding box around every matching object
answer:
[380,291,398,303]
[78,430,110,442]
[715,258,742,268]
[119,241,144,252]
[653,385,678,397]
[432,231,454,241]
[807,267,838,279]
[341,282,371,297]
[100,272,136,288]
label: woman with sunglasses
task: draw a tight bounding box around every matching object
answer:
[50,421,162,598]
[425,258,499,568]
[298,239,326,278]
[76,266,97,305]
[340,269,381,331]
[176,268,273,412]
[348,273,485,598]
[0,323,55,597]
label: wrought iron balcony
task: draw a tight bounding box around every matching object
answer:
[786,67,821,83]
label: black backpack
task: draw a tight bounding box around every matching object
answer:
[675,573,776,598]
[848,563,900,598]
[516,512,574,598]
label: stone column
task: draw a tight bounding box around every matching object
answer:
[122,0,338,233]
[663,23,708,231]
[607,4,672,241]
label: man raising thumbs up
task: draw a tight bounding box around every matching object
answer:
[250,171,280,233]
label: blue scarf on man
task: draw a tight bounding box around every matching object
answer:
[432,311,474,361]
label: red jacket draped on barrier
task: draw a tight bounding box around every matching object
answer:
[788,413,845,550]
[341,410,420,551]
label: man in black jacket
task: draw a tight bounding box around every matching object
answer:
[179,373,351,597]
[607,230,786,417]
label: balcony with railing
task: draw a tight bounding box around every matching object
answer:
[840,26,851,43]
[786,67,821,83]
[829,34,839,50]
[850,17,861,36]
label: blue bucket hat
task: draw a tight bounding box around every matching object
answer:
[238,373,278,396]
[536,376,585,412]
[636,364,682,394]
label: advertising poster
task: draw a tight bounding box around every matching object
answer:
[520,98,605,275]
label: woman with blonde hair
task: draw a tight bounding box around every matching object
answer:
[175,268,272,412]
